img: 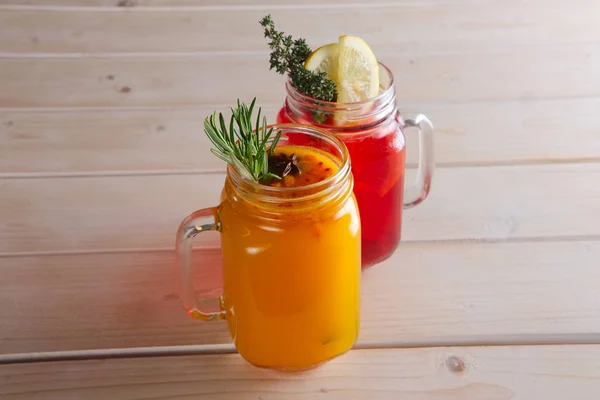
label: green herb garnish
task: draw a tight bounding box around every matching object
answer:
[259,14,337,105]
[204,98,283,183]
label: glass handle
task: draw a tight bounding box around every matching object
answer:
[175,207,226,321]
[403,114,435,209]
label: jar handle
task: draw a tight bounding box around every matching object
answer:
[175,207,226,321]
[403,114,435,209]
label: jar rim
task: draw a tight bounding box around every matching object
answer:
[284,61,395,111]
[226,123,352,205]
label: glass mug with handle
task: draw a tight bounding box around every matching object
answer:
[175,124,361,371]
[276,62,435,267]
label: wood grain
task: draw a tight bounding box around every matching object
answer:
[2,240,600,355]
[1,164,599,254]
[3,345,600,399]
[2,97,600,175]
[1,43,599,108]
[2,1,598,54]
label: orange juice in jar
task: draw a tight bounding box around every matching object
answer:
[175,103,361,371]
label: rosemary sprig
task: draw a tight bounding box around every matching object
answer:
[259,14,337,104]
[204,98,282,183]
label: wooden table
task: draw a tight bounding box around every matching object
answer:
[1,0,600,398]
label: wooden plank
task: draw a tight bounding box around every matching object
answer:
[2,97,600,175]
[0,0,415,6]
[0,106,279,175]
[1,43,599,108]
[2,240,600,354]
[1,163,600,254]
[2,1,598,54]
[0,250,230,355]
[0,0,572,7]
[2,345,600,399]
[400,97,600,166]
[0,174,226,254]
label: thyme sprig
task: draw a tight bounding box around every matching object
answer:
[204,98,282,183]
[259,14,337,103]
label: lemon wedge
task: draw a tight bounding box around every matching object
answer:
[336,35,379,103]
[304,36,379,104]
[304,42,340,83]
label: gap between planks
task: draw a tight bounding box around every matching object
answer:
[2,157,600,179]
[2,234,600,258]
[3,41,600,59]
[0,1,485,13]
[2,93,600,113]
[4,333,600,365]
[0,157,600,179]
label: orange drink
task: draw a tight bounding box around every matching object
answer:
[176,123,361,371]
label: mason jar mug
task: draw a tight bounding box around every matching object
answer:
[276,63,435,267]
[175,124,361,371]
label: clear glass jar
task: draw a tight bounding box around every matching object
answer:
[175,124,361,371]
[276,62,435,267]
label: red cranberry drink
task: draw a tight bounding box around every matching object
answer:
[260,16,434,267]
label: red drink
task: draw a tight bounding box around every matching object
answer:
[276,63,434,267]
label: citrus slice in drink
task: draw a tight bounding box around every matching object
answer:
[304,42,340,83]
[304,36,380,126]
[336,35,379,103]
